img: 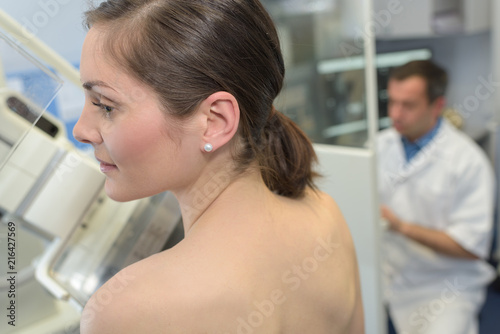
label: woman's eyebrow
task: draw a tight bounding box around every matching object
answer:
[82,80,115,91]
[82,80,120,104]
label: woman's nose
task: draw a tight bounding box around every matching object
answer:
[73,104,102,145]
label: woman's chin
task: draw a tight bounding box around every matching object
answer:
[104,182,136,202]
[104,180,164,202]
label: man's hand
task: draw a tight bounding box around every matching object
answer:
[379,205,478,259]
[381,206,408,233]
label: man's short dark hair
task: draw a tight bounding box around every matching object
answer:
[389,60,448,103]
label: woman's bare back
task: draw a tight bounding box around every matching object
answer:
[80,189,364,334]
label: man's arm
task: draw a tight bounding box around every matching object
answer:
[381,206,479,259]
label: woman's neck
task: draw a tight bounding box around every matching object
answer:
[174,163,273,235]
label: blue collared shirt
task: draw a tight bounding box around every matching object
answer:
[401,117,443,162]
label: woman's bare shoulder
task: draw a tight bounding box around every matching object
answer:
[300,188,347,231]
[304,187,341,209]
[80,264,150,333]
[80,249,175,332]
[80,245,248,334]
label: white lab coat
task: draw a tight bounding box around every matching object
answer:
[377,119,496,334]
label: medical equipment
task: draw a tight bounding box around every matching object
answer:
[0,10,183,333]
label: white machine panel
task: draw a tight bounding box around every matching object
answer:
[314,143,385,334]
[0,163,36,212]
[8,130,59,176]
[24,153,104,240]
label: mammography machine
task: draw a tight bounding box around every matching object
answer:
[0,11,183,333]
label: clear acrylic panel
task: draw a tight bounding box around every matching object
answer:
[0,29,63,225]
[0,30,63,173]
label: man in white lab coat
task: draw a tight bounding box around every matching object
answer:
[377,60,496,334]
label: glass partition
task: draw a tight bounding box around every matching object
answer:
[263,0,370,147]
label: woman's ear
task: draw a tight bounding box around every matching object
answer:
[200,91,240,152]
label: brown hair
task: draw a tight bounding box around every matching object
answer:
[390,60,448,103]
[85,0,318,198]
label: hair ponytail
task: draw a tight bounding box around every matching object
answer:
[258,107,319,198]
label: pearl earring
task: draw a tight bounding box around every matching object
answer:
[204,143,213,152]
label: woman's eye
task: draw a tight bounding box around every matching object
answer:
[92,101,114,115]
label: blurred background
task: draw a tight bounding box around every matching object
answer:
[0,0,499,333]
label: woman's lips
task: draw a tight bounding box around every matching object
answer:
[99,162,118,173]
[96,157,118,173]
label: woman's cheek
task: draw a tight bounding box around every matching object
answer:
[118,125,169,166]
